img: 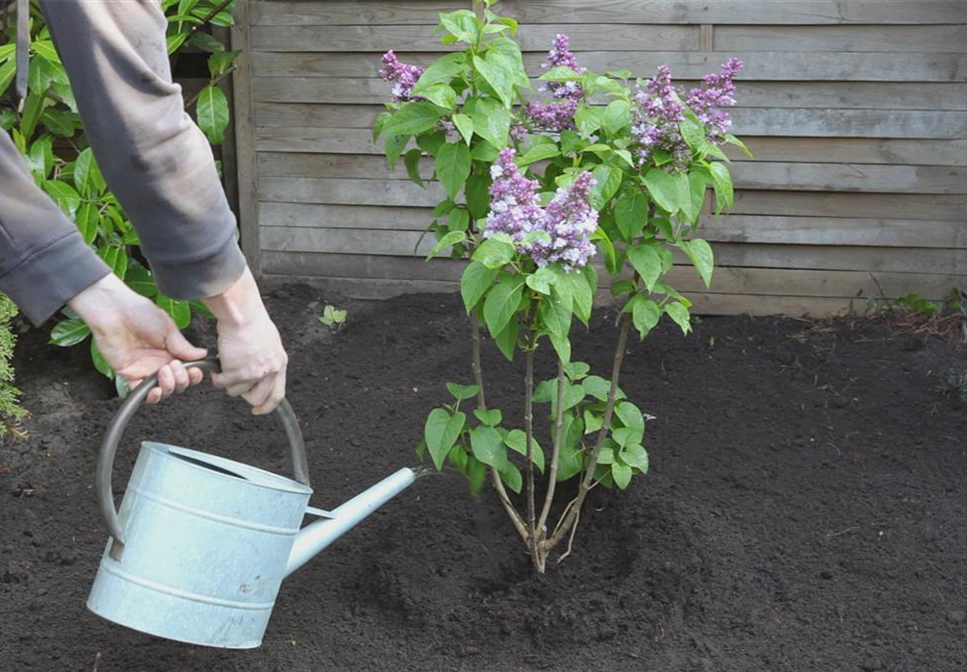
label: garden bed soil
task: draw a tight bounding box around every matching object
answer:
[1,286,966,671]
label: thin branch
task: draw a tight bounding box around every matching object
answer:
[536,358,567,535]
[524,348,537,539]
[469,313,528,541]
[545,313,631,551]
[183,65,238,108]
[184,0,235,40]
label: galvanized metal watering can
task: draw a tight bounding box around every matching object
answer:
[87,359,417,648]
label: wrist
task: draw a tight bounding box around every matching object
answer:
[202,267,266,329]
[68,273,129,332]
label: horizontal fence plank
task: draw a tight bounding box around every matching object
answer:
[714,25,967,53]
[257,152,967,194]
[253,1,967,26]
[255,128,967,166]
[256,200,967,250]
[260,226,967,274]
[253,103,967,139]
[260,249,963,301]
[252,24,701,52]
[253,51,967,83]
[252,76,967,109]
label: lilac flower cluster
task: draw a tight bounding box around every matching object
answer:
[524,34,586,133]
[631,59,743,167]
[379,50,423,102]
[687,57,743,140]
[485,149,597,271]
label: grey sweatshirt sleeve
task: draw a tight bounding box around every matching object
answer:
[0,132,112,325]
[39,0,246,300]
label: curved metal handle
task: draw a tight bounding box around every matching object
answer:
[97,358,309,547]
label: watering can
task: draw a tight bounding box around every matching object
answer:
[86,359,418,648]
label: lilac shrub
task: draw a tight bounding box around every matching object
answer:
[375,0,749,573]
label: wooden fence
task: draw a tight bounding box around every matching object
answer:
[231,0,967,315]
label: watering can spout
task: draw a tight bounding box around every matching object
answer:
[285,467,417,578]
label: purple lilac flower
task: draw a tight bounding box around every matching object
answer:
[687,57,743,140]
[525,34,586,133]
[379,50,423,102]
[485,149,597,271]
[531,171,598,270]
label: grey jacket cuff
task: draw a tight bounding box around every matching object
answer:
[150,237,247,301]
[1,230,111,326]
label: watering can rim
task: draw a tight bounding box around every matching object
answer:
[141,442,314,497]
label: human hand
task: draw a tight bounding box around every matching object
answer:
[203,268,287,415]
[68,274,208,404]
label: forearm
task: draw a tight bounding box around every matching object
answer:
[40,0,246,300]
[0,131,111,325]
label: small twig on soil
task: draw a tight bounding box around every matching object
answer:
[556,507,580,565]
[826,526,858,538]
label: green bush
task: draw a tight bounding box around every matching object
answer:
[0,293,27,438]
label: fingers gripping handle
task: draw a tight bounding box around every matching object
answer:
[96,358,309,548]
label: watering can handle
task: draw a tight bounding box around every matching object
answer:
[96,358,310,547]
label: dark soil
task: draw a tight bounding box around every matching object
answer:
[2,286,966,671]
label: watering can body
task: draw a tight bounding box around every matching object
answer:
[86,359,416,648]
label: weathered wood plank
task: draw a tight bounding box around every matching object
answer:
[230,1,261,274]
[252,24,700,53]
[257,128,967,166]
[715,25,967,53]
[257,200,967,249]
[252,76,967,110]
[254,1,967,26]
[259,176,445,207]
[260,226,967,274]
[254,51,967,83]
[732,191,967,222]
[253,103,967,140]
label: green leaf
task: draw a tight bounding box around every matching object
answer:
[484,281,523,336]
[0,108,16,131]
[562,383,587,412]
[90,339,114,379]
[435,142,472,199]
[425,409,466,471]
[29,137,54,180]
[453,113,474,145]
[498,461,523,493]
[416,130,446,156]
[664,302,692,335]
[556,445,584,482]
[0,59,15,98]
[684,238,715,288]
[40,109,76,137]
[616,401,645,432]
[538,66,581,82]
[438,10,480,44]
[493,315,519,361]
[460,261,497,313]
[73,148,94,195]
[615,189,649,242]
[621,444,649,472]
[597,446,615,464]
[420,83,457,110]
[627,244,663,292]
[679,117,707,154]
[470,425,508,469]
[156,295,191,329]
[591,165,621,210]
[584,409,604,435]
[474,409,502,426]
[611,462,633,490]
[97,245,128,280]
[643,168,680,214]
[574,104,603,138]
[126,264,158,297]
[516,143,560,167]
[549,332,571,364]
[681,171,707,224]
[50,318,90,347]
[74,203,99,245]
[602,99,631,135]
[525,266,556,295]
[631,295,661,340]
[560,270,593,326]
[189,31,226,54]
[724,133,754,158]
[473,54,515,108]
[487,38,530,88]
[413,52,468,92]
[384,134,409,170]
[403,148,425,188]
[426,230,465,260]
[465,173,492,220]
[208,50,240,78]
[504,429,545,473]
[382,102,445,137]
[196,86,229,144]
[709,162,734,214]
[42,180,81,218]
[472,237,515,270]
[540,283,573,338]
[446,382,480,401]
[470,140,500,162]
[447,208,470,233]
[470,97,511,149]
